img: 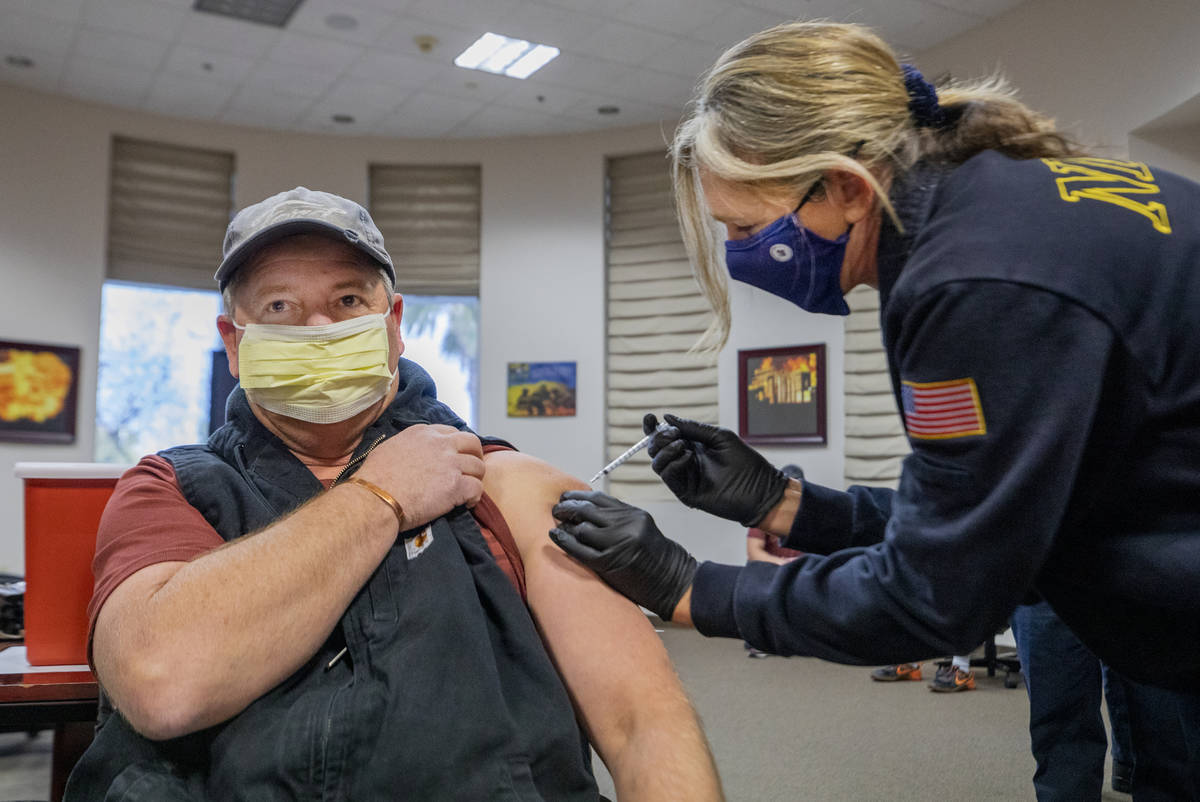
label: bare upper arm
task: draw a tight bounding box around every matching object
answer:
[482,451,684,756]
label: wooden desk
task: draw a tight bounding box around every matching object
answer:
[0,646,98,802]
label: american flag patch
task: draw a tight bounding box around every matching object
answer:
[901,378,987,440]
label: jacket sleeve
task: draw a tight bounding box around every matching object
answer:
[783,481,896,554]
[690,281,1116,664]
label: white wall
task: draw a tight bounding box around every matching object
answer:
[916,0,1200,161]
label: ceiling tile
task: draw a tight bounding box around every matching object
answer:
[607,66,696,107]
[0,10,79,54]
[373,15,480,62]
[0,44,68,91]
[421,64,517,102]
[220,103,303,131]
[922,0,1027,17]
[640,36,724,80]
[377,90,485,136]
[571,20,680,66]
[497,1,609,50]
[532,0,631,15]
[560,90,675,126]
[144,72,235,118]
[614,0,730,34]
[162,43,258,84]
[71,27,170,71]
[226,84,312,121]
[498,79,589,114]
[285,0,400,46]
[298,93,395,133]
[686,5,798,48]
[0,0,86,24]
[267,32,363,73]
[79,0,186,40]
[449,103,561,138]
[348,49,445,85]
[530,51,629,94]
[404,0,524,33]
[845,0,984,52]
[243,60,339,98]
[322,74,421,110]
[60,55,153,106]
[176,10,286,57]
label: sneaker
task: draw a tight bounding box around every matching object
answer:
[870,663,922,682]
[746,647,771,658]
[929,665,976,692]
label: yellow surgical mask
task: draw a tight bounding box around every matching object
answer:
[233,311,395,424]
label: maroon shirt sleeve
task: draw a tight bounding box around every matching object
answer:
[87,455,224,648]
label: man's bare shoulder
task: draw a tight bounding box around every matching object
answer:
[483,450,586,500]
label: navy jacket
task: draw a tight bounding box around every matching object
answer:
[691,151,1200,690]
[66,360,599,800]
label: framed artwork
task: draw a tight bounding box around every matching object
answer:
[507,361,576,417]
[738,343,826,445]
[0,340,81,444]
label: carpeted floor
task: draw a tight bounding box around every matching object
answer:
[0,625,1130,801]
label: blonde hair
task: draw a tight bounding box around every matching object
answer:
[673,21,1086,352]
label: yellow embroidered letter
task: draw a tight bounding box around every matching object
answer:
[1042,158,1171,234]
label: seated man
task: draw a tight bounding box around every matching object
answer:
[66,188,722,801]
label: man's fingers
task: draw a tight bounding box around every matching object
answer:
[642,412,660,436]
[451,430,485,458]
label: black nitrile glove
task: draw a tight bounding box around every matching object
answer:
[643,412,789,527]
[550,490,697,621]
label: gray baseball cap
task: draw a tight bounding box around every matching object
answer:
[214,186,395,291]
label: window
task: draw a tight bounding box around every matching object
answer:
[95,283,223,462]
[369,164,482,426]
[603,152,717,501]
[96,136,235,462]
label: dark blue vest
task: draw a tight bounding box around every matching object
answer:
[66,359,599,801]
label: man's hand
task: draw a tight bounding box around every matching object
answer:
[645,413,789,527]
[550,490,696,621]
[356,424,485,529]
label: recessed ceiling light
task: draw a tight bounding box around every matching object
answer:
[5,55,35,69]
[454,32,559,80]
[331,114,355,124]
[325,13,358,31]
[597,105,620,115]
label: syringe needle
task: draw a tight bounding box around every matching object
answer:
[589,422,669,483]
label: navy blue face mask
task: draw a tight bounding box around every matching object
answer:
[724,208,851,316]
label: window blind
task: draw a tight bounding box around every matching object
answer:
[106,136,235,290]
[605,151,717,501]
[368,164,481,296]
[843,285,908,488]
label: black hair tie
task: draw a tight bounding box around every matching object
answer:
[901,64,947,129]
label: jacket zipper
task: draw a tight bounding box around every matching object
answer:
[330,433,387,487]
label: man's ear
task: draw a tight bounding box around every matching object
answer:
[216,315,240,379]
[389,294,405,358]
[826,169,877,226]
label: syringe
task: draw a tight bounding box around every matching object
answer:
[589,422,670,484]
